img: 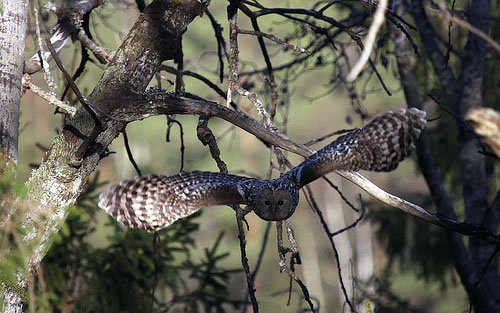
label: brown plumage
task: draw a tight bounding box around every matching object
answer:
[99,108,426,232]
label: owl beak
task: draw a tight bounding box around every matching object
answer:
[269,206,276,220]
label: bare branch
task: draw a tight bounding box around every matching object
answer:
[237,29,312,55]
[426,5,500,54]
[126,92,500,246]
[23,75,77,116]
[346,0,388,82]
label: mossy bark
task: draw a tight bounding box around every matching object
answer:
[2,1,209,312]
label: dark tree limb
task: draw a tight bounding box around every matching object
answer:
[399,1,499,311]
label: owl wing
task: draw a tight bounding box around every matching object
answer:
[98,171,255,232]
[296,108,427,188]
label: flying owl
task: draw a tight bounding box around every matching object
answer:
[99,108,427,232]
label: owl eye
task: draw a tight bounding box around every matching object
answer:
[264,200,271,205]
[277,200,284,206]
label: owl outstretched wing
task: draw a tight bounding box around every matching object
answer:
[98,171,256,232]
[296,108,426,188]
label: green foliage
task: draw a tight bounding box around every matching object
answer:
[0,169,31,304]
[32,173,240,313]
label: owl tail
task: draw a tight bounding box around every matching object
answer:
[297,108,427,188]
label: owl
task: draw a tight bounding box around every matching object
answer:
[99,108,427,232]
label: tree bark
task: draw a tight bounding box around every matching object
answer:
[0,0,28,167]
[1,1,208,311]
[0,1,29,311]
[407,1,500,311]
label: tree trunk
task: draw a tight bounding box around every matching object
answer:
[0,1,29,311]
[0,0,28,167]
[0,1,208,311]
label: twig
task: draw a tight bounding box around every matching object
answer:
[237,215,259,313]
[166,118,185,172]
[346,0,388,82]
[468,246,500,313]
[322,176,359,213]
[122,130,142,176]
[25,0,104,74]
[331,195,366,237]
[227,13,238,107]
[196,117,227,173]
[245,12,278,120]
[77,28,114,63]
[174,40,184,92]
[240,222,272,313]
[204,8,227,83]
[44,39,103,131]
[34,8,57,93]
[238,29,311,55]
[426,5,500,54]
[304,128,356,146]
[23,75,77,116]
[160,65,239,109]
[304,186,356,312]
[276,221,315,312]
[195,113,258,312]
[151,232,160,312]
[45,38,104,161]
[234,84,276,129]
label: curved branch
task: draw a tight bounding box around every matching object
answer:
[115,92,500,246]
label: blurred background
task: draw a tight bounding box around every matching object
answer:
[15,0,487,312]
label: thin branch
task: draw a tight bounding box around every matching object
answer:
[77,28,114,63]
[166,118,185,172]
[45,38,104,161]
[227,13,238,107]
[204,8,227,83]
[346,0,388,82]
[237,215,259,313]
[23,74,77,116]
[304,128,355,146]
[331,194,365,237]
[24,0,103,74]
[34,8,57,94]
[426,5,500,54]
[125,92,500,246]
[45,39,103,131]
[241,222,272,313]
[303,186,356,312]
[159,65,238,109]
[237,29,311,55]
[195,112,258,312]
[122,129,142,176]
[276,221,315,312]
[196,117,227,173]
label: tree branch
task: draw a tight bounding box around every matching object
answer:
[115,92,500,246]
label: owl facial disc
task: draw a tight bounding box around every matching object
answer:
[253,187,295,221]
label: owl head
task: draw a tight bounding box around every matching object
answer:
[251,176,300,221]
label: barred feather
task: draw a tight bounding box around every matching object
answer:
[297,108,426,187]
[99,171,250,232]
[99,108,426,231]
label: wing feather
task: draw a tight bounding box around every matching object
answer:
[297,108,426,188]
[99,171,252,232]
